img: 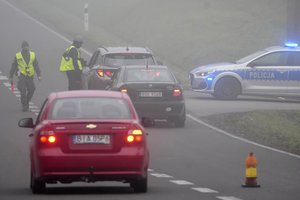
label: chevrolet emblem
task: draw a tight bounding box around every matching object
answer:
[86,124,97,129]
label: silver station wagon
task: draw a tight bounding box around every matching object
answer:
[189,43,300,100]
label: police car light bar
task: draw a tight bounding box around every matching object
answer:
[284,42,298,48]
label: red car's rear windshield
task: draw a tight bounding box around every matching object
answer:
[103,53,155,67]
[49,97,132,120]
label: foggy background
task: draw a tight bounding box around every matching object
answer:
[9,0,289,83]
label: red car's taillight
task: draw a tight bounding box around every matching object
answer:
[39,130,57,144]
[126,129,143,143]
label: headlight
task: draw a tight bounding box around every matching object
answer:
[195,70,215,77]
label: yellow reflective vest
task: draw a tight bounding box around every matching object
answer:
[59,45,82,72]
[16,51,36,77]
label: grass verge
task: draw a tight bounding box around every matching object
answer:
[200,110,300,155]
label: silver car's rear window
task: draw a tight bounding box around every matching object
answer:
[103,53,155,67]
[50,97,132,120]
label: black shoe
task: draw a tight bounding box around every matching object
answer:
[22,104,29,112]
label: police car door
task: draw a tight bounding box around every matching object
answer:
[287,51,300,95]
[243,51,289,95]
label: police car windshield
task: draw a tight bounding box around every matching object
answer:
[236,50,267,64]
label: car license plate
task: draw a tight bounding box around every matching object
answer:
[72,135,110,144]
[139,91,162,97]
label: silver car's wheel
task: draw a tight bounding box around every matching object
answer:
[214,77,241,100]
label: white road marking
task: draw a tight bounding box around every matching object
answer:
[147,168,154,172]
[191,187,218,193]
[217,196,243,200]
[170,180,194,185]
[150,173,173,178]
[13,91,20,94]
[31,109,40,113]
[187,114,300,159]
[0,76,8,80]
[3,82,10,87]
[29,105,38,109]
[15,94,20,98]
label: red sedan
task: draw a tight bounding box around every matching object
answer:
[18,90,151,194]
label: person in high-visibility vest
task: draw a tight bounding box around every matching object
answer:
[59,35,86,90]
[9,41,41,112]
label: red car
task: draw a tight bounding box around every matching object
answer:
[18,90,151,194]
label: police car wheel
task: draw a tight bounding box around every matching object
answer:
[214,77,241,100]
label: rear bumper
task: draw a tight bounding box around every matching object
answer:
[34,147,149,182]
[133,100,185,120]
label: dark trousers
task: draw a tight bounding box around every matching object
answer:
[17,75,35,109]
[66,70,82,90]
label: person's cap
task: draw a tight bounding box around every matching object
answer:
[73,35,83,43]
[21,41,29,48]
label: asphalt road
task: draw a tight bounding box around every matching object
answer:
[0,1,300,200]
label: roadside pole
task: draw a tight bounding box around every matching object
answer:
[84,3,89,31]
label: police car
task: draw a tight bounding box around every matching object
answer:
[189,43,300,100]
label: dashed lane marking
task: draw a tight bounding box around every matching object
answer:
[170,180,194,185]
[217,196,243,200]
[192,187,219,193]
[0,76,8,80]
[150,173,173,178]
[3,82,10,87]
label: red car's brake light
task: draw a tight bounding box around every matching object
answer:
[126,129,143,143]
[39,130,57,144]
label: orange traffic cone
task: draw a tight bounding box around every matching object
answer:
[242,152,260,187]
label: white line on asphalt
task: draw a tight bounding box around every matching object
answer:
[31,109,40,113]
[29,105,38,109]
[147,168,154,172]
[170,180,194,185]
[217,196,243,200]
[3,82,10,87]
[150,173,173,178]
[191,187,218,193]
[15,94,20,98]
[0,76,8,80]
[3,0,92,57]
[13,90,20,94]
[187,114,300,159]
